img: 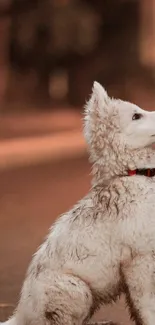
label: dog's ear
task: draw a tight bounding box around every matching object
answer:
[84,82,109,149]
[85,81,109,118]
[93,81,108,107]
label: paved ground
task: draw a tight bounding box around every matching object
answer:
[0,157,132,324]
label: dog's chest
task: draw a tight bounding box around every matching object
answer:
[125,177,155,204]
[109,176,155,204]
[115,177,155,253]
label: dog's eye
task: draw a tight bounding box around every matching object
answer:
[132,113,143,120]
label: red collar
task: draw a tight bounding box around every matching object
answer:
[128,168,155,177]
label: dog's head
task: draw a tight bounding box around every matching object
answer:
[84,82,155,180]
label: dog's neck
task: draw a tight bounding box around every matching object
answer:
[92,166,155,186]
[91,147,155,185]
[92,163,126,185]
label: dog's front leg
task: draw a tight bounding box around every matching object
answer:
[121,254,155,325]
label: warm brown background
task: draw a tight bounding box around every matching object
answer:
[0,0,155,324]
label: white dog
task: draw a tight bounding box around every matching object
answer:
[2,82,155,325]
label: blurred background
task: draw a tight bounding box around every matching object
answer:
[0,0,155,324]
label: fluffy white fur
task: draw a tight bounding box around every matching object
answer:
[2,82,155,325]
